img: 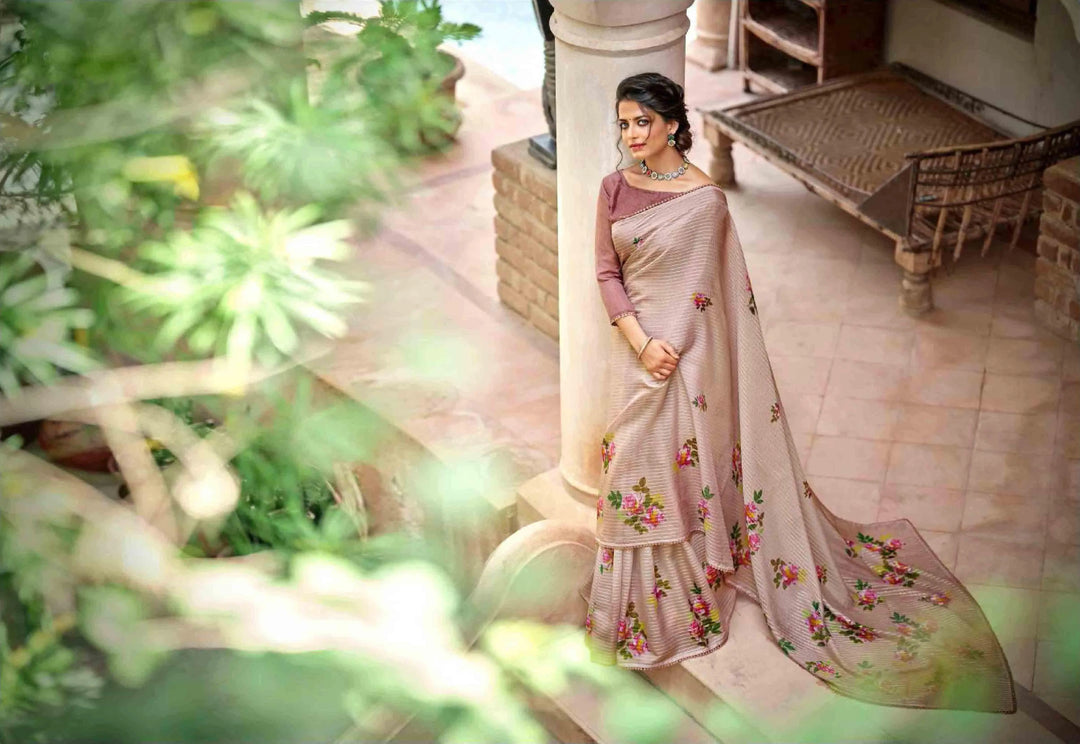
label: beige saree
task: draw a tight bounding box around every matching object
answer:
[584,185,1016,713]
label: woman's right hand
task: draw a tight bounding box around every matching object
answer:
[641,339,680,380]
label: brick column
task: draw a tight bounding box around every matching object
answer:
[1035,157,1080,341]
[492,140,560,341]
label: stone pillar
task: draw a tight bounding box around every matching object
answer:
[1035,156,1080,341]
[550,0,693,500]
[687,0,732,71]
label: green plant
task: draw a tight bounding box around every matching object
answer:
[0,2,707,743]
[0,248,96,397]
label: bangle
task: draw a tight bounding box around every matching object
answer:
[636,336,653,359]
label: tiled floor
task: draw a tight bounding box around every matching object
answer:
[310,44,1080,729]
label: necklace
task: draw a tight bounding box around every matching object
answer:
[640,154,691,181]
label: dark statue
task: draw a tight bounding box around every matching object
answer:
[529,0,557,168]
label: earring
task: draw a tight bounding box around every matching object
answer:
[667,133,676,147]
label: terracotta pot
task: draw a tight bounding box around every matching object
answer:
[38,419,113,472]
[439,51,465,99]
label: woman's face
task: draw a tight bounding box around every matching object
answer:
[617,99,676,162]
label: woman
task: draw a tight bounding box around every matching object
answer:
[584,72,1015,713]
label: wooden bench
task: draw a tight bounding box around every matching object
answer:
[700,63,1080,313]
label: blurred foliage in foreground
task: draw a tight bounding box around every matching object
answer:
[0,2,733,743]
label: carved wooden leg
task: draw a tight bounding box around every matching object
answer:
[899,269,933,315]
[705,128,736,188]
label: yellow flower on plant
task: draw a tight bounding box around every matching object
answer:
[122,155,200,200]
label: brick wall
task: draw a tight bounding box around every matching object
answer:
[1035,157,1080,342]
[491,139,559,341]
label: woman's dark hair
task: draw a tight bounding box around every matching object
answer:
[615,72,693,153]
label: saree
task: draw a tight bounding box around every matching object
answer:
[583,184,1016,713]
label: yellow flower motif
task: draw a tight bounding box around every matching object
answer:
[122,155,200,200]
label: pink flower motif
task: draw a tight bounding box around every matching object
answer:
[855,626,879,642]
[856,587,878,607]
[627,632,648,656]
[617,618,631,641]
[885,538,903,551]
[651,584,664,602]
[894,649,915,663]
[816,565,827,584]
[584,611,593,634]
[692,292,713,311]
[692,393,708,411]
[697,498,710,521]
[690,595,712,618]
[675,444,694,469]
[809,660,837,676]
[744,501,759,525]
[641,504,665,530]
[891,561,911,575]
[780,563,801,588]
[748,532,762,552]
[599,547,614,574]
[600,436,615,472]
[705,564,721,587]
[863,542,882,554]
[596,495,604,518]
[882,572,905,586]
[926,592,951,607]
[689,618,706,641]
[896,623,912,637]
[621,492,644,515]
[806,610,824,636]
[844,538,858,553]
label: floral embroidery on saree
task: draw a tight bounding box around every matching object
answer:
[805,660,841,679]
[600,432,615,473]
[770,558,806,589]
[617,602,648,659]
[853,579,883,610]
[697,485,714,530]
[598,546,614,575]
[826,605,881,644]
[770,401,782,422]
[744,489,765,553]
[731,442,742,489]
[606,477,665,533]
[688,583,723,647]
[729,522,751,569]
[691,392,707,411]
[692,292,713,311]
[673,437,699,470]
[805,601,832,646]
[648,564,671,607]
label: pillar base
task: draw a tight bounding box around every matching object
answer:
[899,269,934,315]
[687,36,728,71]
[516,467,597,533]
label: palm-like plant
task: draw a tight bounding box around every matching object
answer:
[0,248,96,397]
[124,192,366,374]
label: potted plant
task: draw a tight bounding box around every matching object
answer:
[304,0,481,143]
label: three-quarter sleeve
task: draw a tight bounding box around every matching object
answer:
[595,182,638,325]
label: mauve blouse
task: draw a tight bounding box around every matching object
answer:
[595,170,677,325]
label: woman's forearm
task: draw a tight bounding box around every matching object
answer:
[615,314,649,354]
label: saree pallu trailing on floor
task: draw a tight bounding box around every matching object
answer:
[584,185,1016,713]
